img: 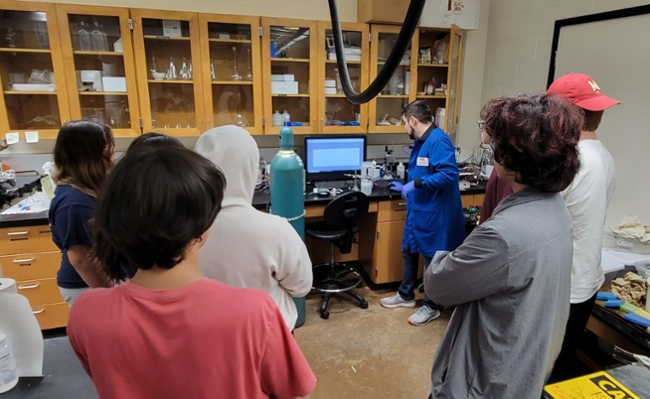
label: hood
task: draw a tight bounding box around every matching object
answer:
[195,125,259,208]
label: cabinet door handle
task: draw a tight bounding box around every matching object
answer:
[18,283,40,290]
[13,258,35,263]
[32,309,45,314]
[397,202,406,206]
[7,231,28,236]
[376,230,380,240]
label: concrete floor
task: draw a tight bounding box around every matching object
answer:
[294,287,452,399]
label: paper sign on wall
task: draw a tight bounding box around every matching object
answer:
[5,132,19,145]
[25,131,39,143]
[162,20,182,38]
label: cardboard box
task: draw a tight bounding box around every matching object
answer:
[271,81,299,95]
[358,0,411,25]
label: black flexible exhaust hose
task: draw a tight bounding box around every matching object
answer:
[327,0,426,104]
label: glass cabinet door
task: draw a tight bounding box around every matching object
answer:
[56,5,140,136]
[199,15,262,134]
[446,25,464,135]
[262,18,318,135]
[0,1,70,138]
[413,27,454,134]
[368,26,414,133]
[132,10,203,136]
[318,22,368,134]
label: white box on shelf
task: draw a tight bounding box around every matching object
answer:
[283,74,295,82]
[271,81,299,95]
[324,87,337,95]
[101,77,127,92]
[11,83,56,92]
[324,80,337,88]
[271,74,285,81]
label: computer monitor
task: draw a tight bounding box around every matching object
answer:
[304,135,367,181]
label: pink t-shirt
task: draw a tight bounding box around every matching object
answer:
[68,279,316,399]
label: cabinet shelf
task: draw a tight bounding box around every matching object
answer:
[272,94,309,98]
[377,95,409,99]
[144,35,190,41]
[78,91,128,96]
[271,58,310,63]
[326,60,361,65]
[73,51,123,56]
[211,80,254,85]
[378,61,410,66]
[325,94,347,98]
[209,38,251,44]
[416,95,446,99]
[148,80,193,84]
[0,48,51,54]
[4,90,57,95]
[418,63,448,68]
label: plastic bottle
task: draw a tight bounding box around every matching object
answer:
[91,21,107,51]
[0,334,18,394]
[270,41,278,58]
[282,110,291,126]
[272,110,283,127]
[397,162,405,180]
[77,21,92,51]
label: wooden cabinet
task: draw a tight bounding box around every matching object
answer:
[199,14,263,134]
[131,10,205,136]
[316,21,369,134]
[56,4,141,137]
[373,219,405,283]
[0,225,68,330]
[0,0,71,139]
[261,17,318,135]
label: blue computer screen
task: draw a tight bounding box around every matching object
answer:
[305,137,365,174]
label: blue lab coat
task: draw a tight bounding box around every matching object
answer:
[402,125,466,257]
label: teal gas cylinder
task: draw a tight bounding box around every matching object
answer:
[270,126,307,327]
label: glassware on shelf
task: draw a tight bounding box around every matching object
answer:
[246,49,253,81]
[4,28,18,48]
[179,58,192,80]
[397,78,405,95]
[236,114,245,127]
[231,46,241,81]
[35,22,50,50]
[165,58,177,80]
[210,59,217,80]
[91,21,108,52]
[77,21,92,51]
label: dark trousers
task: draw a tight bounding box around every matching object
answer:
[397,248,442,310]
[548,293,598,383]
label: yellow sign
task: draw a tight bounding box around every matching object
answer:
[544,371,639,399]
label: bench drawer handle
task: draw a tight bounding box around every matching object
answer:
[7,231,28,236]
[32,309,45,314]
[18,283,40,290]
[13,258,35,263]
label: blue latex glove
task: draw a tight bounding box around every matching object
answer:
[389,181,404,192]
[400,181,416,200]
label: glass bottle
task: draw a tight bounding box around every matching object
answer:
[165,58,177,80]
[397,78,405,95]
[77,21,92,51]
[210,59,217,80]
[231,46,241,81]
[91,21,108,51]
[179,58,191,80]
[4,28,18,48]
[246,48,253,81]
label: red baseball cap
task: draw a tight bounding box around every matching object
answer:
[547,73,620,111]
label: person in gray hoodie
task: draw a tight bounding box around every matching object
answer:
[424,94,582,399]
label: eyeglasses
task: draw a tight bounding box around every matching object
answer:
[477,120,485,130]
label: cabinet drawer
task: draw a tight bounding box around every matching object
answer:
[0,226,57,255]
[31,302,70,330]
[16,278,64,306]
[0,251,60,281]
[378,200,407,222]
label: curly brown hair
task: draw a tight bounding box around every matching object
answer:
[484,94,582,193]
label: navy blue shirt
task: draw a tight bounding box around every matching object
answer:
[49,185,95,289]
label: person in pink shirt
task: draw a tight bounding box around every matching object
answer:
[67,146,316,399]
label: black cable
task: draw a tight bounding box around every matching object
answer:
[328,0,426,105]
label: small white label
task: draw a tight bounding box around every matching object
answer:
[25,131,39,143]
[5,132,19,145]
[162,20,182,38]
[417,157,429,167]
[617,240,634,249]
[218,33,230,40]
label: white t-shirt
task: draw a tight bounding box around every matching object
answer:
[562,140,616,304]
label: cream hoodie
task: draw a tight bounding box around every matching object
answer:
[196,126,313,329]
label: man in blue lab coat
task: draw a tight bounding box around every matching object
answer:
[380,100,465,326]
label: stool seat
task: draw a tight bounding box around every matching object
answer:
[306,222,359,242]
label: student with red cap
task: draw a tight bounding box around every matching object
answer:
[547,73,620,382]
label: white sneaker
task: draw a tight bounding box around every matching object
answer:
[380,293,416,308]
[408,306,440,326]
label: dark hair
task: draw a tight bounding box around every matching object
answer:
[484,94,582,193]
[53,120,114,195]
[402,100,433,124]
[127,132,183,152]
[93,146,226,280]
[480,98,505,120]
[583,110,604,132]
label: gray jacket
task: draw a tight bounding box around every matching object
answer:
[425,187,572,399]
